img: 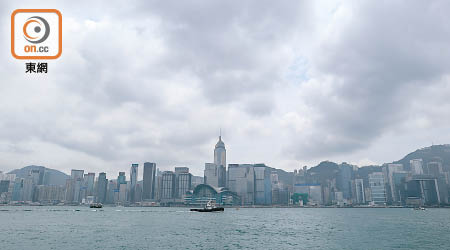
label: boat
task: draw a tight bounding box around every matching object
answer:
[413,207,426,211]
[190,201,224,212]
[90,203,103,208]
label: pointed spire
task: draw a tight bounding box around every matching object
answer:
[215,129,225,149]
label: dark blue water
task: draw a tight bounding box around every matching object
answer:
[0,207,448,249]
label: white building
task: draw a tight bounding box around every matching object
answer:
[410,159,424,175]
[204,136,227,188]
[369,172,386,205]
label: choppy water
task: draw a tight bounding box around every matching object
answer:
[0,207,449,249]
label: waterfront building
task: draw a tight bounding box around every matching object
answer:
[175,167,192,199]
[130,164,138,202]
[12,178,23,201]
[155,169,163,201]
[384,164,404,203]
[118,183,127,203]
[106,179,117,204]
[185,184,241,206]
[368,172,387,205]
[22,177,34,202]
[270,171,289,205]
[204,163,219,188]
[227,164,255,205]
[96,172,108,203]
[143,162,156,200]
[354,178,365,204]
[70,169,84,203]
[36,185,65,204]
[293,183,323,205]
[204,136,227,188]
[406,175,441,205]
[85,173,95,196]
[161,171,176,201]
[254,164,272,205]
[337,163,353,200]
[65,179,74,203]
[135,183,142,203]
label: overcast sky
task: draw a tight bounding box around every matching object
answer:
[1,0,450,177]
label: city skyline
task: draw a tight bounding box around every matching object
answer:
[0,137,446,178]
[2,138,449,207]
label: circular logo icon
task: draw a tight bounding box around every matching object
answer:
[23,16,50,44]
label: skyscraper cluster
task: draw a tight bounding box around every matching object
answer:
[1,140,450,207]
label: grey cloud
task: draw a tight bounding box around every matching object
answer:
[2,1,450,176]
[288,0,450,160]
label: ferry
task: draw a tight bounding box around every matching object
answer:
[90,203,103,208]
[190,201,224,212]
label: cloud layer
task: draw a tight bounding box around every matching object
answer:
[1,0,450,177]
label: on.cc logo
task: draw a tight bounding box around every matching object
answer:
[23,16,50,44]
[11,9,62,60]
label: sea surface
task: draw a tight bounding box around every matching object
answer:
[0,206,449,249]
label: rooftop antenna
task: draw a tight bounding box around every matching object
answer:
[219,128,222,139]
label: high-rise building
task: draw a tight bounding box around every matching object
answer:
[117,172,126,187]
[22,178,34,202]
[427,162,443,177]
[118,183,127,203]
[228,164,255,205]
[161,171,176,200]
[337,163,353,200]
[0,173,16,182]
[254,164,272,205]
[214,135,226,168]
[130,164,138,202]
[30,168,44,185]
[410,159,424,175]
[175,167,192,199]
[86,173,95,196]
[143,162,156,200]
[354,178,365,204]
[155,169,163,201]
[66,169,85,204]
[191,176,204,188]
[106,179,117,204]
[71,170,84,180]
[0,180,10,194]
[385,164,405,203]
[369,172,386,205]
[204,135,227,188]
[96,172,108,203]
[135,183,142,203]
[204,163,219,187]
[214,135,226,187]
[12,178,23,201]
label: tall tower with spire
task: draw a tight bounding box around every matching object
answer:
[214,134,226,168]
[204,133,227,188]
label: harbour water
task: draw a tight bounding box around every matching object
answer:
[0,207,449,249]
